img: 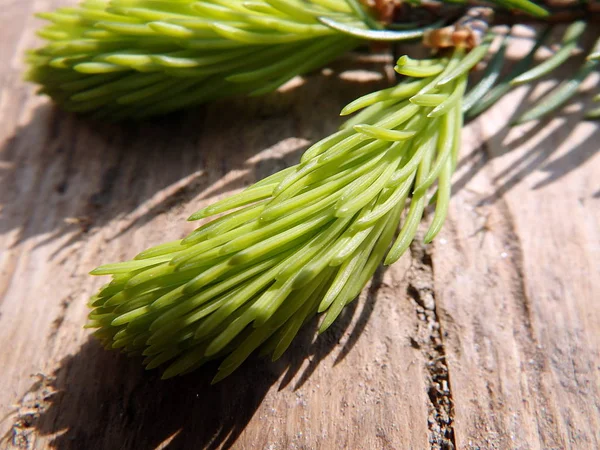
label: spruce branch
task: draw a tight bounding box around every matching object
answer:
[87,48,483,381]
[25,1,600,382]
[26,0,555,119]
[27,0,366,119]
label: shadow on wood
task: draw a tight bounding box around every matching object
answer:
[3,269,388,449]
[0,100,303,254]
[0,53,392,257]
[453,83,599,204]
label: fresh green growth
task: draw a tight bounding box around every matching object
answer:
[27,0,367,119]
[87,48,482,382]
[31,0,599,381]
[27,0,554,119]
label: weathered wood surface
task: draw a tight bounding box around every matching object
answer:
[1,2,599,448]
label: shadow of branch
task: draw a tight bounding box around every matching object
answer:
[0,52,393,258]
[3,265,391,450]
[455,80,598,204]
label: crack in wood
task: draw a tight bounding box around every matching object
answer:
[407,234,456,450]
[1,374,55,449]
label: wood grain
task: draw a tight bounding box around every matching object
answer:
[1,3,598,449]
[432,36,600,450]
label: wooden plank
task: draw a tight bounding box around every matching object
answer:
[2,3,599,449]
[0,2,432,448]
[432,57,600,448]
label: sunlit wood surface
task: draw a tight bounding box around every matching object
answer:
[1,4,599,449]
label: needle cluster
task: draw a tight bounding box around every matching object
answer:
[27,0,599,382]
[87,48,484,381]
[27,0,365,118]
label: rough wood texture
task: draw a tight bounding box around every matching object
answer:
[1,3,599,449]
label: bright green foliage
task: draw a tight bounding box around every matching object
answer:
[27,0,366,119]
[27,0,554,120]
[30,0,599,381]
[87,49,482,381]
